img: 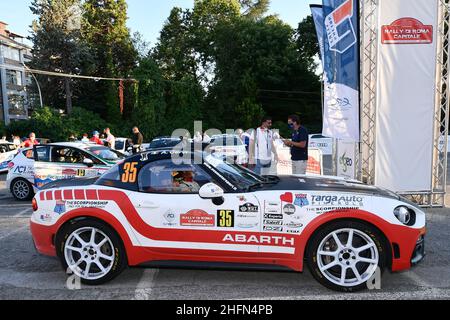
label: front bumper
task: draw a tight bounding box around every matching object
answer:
[411,235,425,266]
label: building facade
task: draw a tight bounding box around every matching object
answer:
[0,21,32,125]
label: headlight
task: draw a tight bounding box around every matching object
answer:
[394,206,416,226]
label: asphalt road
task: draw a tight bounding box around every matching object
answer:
[1,174,450,300]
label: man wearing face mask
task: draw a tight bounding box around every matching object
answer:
[284,115,309,175]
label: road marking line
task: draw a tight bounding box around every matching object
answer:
[0,204,30,208]
[0,225,29,241]
[15,208,32,217]
[134,269,159,300]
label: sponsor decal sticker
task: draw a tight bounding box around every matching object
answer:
[54,200,66,215]
[66,200,109,209]
[180,209,215,227]
[294,194,309,208]
[265,201,281,214]
[283,204,296,215]
[311,195,364,207]
[163,210,177,227]
[62,169,77,177]
[264,220,283,226]
[264,213,283,220]
[236,223,259,229]
[263,226,283,232]
[40,213,52,222]
[239,203,259,213]
[284,222,303,229]
[280,192,293,203]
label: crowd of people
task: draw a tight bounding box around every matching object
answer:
[191,115,309,176]
[1,126,146,155]
[1,115,308,176]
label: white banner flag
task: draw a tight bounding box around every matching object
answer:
[375,0,438,192]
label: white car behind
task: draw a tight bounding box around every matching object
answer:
[6,142,125,201]
[0,141,18,173]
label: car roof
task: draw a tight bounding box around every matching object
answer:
[48,142,106,149]
[152,136,181,141]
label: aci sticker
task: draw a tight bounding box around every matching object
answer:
[54,200,66,215]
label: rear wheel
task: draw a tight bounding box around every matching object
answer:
[10,178,34,201]
[56,219,127,285]
[306,220,387,292]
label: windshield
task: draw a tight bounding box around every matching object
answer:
[87,146,125,162]
[150,138,182,149]
[204,154,263,190]
[115,140,125,151]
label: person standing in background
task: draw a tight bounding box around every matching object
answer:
[13,136,22,148]
[90,131,103,146]
[104,128,116,150]
[284,115,309,175]
[22,132,39,148]
[81,134,89,143]
[249,116,278,176]
[132,127,144,154]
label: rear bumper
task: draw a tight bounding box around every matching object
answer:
[30,220,57,257]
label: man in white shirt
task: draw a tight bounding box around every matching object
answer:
[104,128,116,150]
[249,116,278,176]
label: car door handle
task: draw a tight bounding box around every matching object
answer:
[137,201,159,209]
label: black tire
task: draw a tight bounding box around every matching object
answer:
[10,178,34,201]
[55,218,127,286]
[305,220,387,292]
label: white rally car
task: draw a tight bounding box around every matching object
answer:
[30,149,426,292]
[7,142,125,201]
[0,141,18,173]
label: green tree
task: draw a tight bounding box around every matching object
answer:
[296,15,320,71]
[29,0,91,114]
[131,57,166,140]
[239,0,270,20]
[81,0,138,123]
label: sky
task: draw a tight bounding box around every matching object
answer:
[0,0,321,46]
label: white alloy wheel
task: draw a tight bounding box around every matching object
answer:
[316,228,379,288]
[64,227,115,281]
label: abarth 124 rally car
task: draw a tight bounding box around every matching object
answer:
[30,149,426,292]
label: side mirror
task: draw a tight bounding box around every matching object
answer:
[199,183,224,199]
[83,158,94,168]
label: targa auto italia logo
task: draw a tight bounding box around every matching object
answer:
[325,0,357,54]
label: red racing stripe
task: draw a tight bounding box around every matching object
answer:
[95,190,298,249]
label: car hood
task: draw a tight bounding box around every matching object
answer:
[40,177,100,190]
[260,175,400,200]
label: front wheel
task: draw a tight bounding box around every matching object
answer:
[56,219,127,285]
[306,220,387,292]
